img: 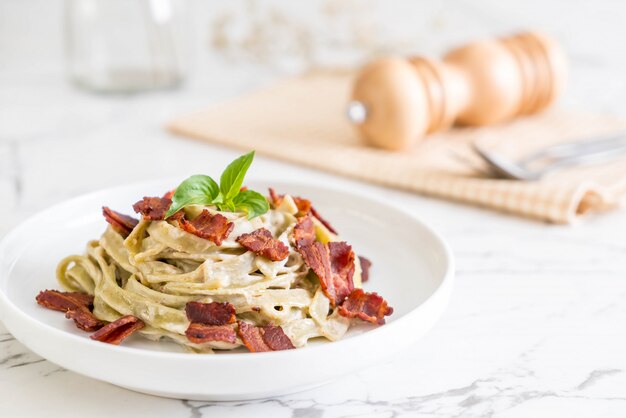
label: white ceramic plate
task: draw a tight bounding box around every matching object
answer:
[0,180,453,401]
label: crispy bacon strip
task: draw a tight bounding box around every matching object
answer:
[162,189,176,200]
[236,228,289,261]
[90,315,145,345]
[269,188,310,215]
[268,188,280,206]
[185,323,237,344]
[237,321,271,352]
[310,206,337,234]
[261,324,295,351]
[269,188,310,216]
[64,292,94,308]
[185,301,236,325]
[168,210,185,222]
[102,207,139,237]
[178,210,234,245]
[237,321,295,352]
[36,290,104,332]
[338,289,393,325]
[328,242,355,304]
[36,290,94,312]
[132,196,172,220]
[358,256,372,282]
[65,309,104,332]
[293,215,316,248]
[269,188,337,232]
[299,241,330,284]
[268,188,285,207]
[297,241,355,306]
[294,198,312,216]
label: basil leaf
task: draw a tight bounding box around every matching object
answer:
[212,191,225,205]
[217,200,236,212]
[233,190,269,219]
[220,151,255,202]
[165,174,220,218]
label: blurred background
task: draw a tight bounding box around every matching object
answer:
[2,0,626,231]
[4,1,625,102]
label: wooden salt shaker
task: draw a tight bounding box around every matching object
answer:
[348,31,568,150]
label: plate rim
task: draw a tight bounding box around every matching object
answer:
[0,178,455,362]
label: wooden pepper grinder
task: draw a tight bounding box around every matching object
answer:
[347,31,568,150]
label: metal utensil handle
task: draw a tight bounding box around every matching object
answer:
[519,133,626,165]
[538,143,626,175]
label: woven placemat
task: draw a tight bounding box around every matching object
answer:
[169,70,626,223]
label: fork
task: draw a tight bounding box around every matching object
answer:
[472,134,626,181]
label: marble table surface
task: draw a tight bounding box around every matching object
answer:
[3,1,626,417]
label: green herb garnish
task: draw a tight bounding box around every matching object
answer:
[165,151,269,219]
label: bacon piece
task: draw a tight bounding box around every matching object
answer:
[178,210,234,245]
[299,241,331,284]
[338,289,393,325]
[269,187,337,233]
[310,206,337,234]
[237,321,295,353]
[237,321,271,352]
[102,207,139,237]
[185,323,237,344]
[185,301,236,325]
[162,189,176,200]
[297,241,355,306]
[65,292,95,308]
[168,210,185,222]
[358,256,372,282]
[293,215,316,248]
[36,290,94,313]
[294,198,312,217]
[132,196,172,220]
[269,188,311,217]
[65,309,104,332]
[328,242,355,304]
[261,324,295,351]
[236,228,289,261]
[36,290,102,332]
[90,315,145,345]
[268,187,280,205]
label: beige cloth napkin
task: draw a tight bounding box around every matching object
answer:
[169,70,626,224]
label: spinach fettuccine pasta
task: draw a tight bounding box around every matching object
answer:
[38,152,393,352]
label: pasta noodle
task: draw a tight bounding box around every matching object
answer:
[56,195,361,353]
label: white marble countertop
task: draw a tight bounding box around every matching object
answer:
[2,1,626,417]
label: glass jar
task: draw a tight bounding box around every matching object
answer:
[64,0,190,93]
